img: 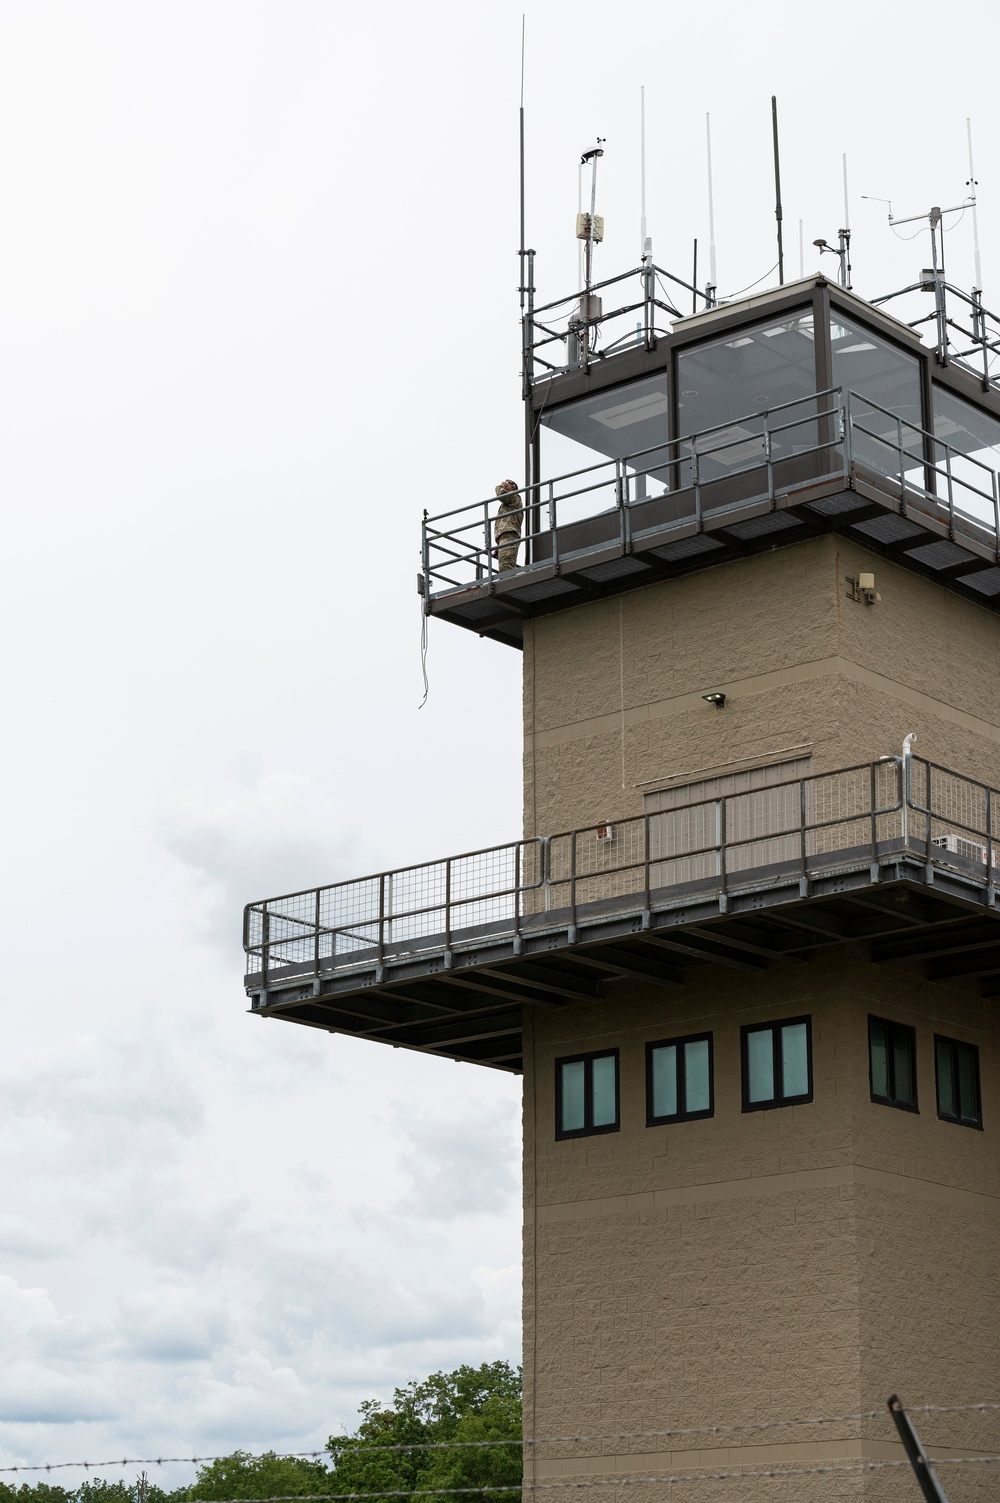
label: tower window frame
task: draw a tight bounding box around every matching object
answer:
[934,1034,983,1130]
[555,1049,620,1140]
[741,1016,812,1112]
[868,1015,918,1113]
[646,1033,714,1125]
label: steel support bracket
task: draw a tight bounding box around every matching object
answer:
[567,925,577,945]
[443,950,454,970]
[641,909,651,930]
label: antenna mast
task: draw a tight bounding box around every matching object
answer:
[967,118,982,293]
[705,114,717,304]
[640,86,647,259]
[771,96,784,285]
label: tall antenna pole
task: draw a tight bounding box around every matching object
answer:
[518,15,526,311]
[968,117,982,293]
[578,163,583,290]
[640,85,647,259]
[840,153,852,289]
[705,113,717,301]
[771,96,784,285]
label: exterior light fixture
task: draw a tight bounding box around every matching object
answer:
[702,692,727,709]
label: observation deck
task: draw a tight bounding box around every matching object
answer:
[421,278,1000,649]
[245,756,1000,1073]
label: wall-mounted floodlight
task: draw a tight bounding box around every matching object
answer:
[702,692,727,709]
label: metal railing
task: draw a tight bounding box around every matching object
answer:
[420,389,1000,601]
[523,260,705,383]
[244,756,999,988]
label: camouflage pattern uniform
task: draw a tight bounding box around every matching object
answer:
[493,480,522,572]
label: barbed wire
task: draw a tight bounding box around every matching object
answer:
[2,1400,1000,1478]
[104,1453,1000,1503]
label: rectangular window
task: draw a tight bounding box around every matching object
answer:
[869,1017,918,1111]
[646,1034,714,1125]
[556,1050,620,1139]
[935,1035,982,1129]
[741,1017,812,1111]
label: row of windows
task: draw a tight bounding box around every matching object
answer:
[556,1016,984,1139]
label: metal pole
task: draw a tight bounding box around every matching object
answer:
[771,96,784,285]
[692,239,698,314]
[886,1395,950,1503]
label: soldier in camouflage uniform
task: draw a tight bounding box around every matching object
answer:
[493,479,523,572]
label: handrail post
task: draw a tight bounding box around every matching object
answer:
[800,776,808,883]
[896,414,906,513]
[987,786,995,901]
[843,390,853,481]
[764,410,775,509]
[445,857,452,951]
[643,812,651,915]
[485,498,494,582]
[315,888,321,976]
[945,448,956,538]
[377,873,386,968]
[993,467,1000,563]
[569,831,578,941]
[718,796,727,904]
[261,906,270,987]
[693,447,703,531]
[870,760,878,872]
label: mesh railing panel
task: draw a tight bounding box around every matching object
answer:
[245,757,999,983]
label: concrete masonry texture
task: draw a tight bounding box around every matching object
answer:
[516,534,1000,1500]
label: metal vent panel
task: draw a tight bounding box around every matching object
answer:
[723,513,803,541]
[505,578,580,603]
[904,540,977,570]
[576,557,652,583]
[647,535,724,561]
[806,494,868,516]
[452,599,507,620]
[957,567,1000,597]
[852,515,926,544]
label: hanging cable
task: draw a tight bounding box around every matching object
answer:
[418,599,430,709]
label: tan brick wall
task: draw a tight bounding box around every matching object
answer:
[521,952,1000,1500]
[522,535,1000,838]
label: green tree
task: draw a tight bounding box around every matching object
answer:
[327,1362,521,1503]
[177,1453,331,1502]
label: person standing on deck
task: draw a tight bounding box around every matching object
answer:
[493,479,523,572]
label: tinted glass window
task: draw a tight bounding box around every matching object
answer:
[935,1036,982,1128]
[677,310,819,479]
[830,315,923,478]
[742,1017,812,1110]
[931,384,1000,530]
[559,1060,586,1133]
[869,1017,917,1111]
[647,1035,713,1124]
[540,374,670,523]
[556,1051,619,1139]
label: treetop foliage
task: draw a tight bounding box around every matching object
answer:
[2,1361,522,1503]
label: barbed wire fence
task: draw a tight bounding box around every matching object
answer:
[1,1399,998,1497]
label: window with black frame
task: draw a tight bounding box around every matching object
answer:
[539,374,671,527]
[868,1016,918,1112]
[935,1035,982,1129]
[646,1034,713,1125]
[556,1049,619,1139]
[742,1017,812,1110]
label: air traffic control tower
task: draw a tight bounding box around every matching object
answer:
[245,205,1000,1495]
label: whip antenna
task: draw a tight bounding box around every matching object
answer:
[967,118,982,292]
[771,95,784,285]
[705,113,717,299]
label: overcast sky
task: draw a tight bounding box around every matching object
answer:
[1,0,997,1485]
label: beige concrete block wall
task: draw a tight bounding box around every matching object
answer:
[521,952,1000,1500]
[522,535,1000,838]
